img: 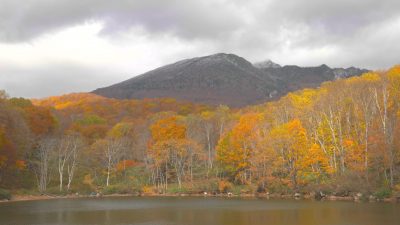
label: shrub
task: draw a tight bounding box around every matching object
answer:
[45,186,69,196]
[69,183,94,195]
[0,188,11,200]
[374,187,392,199]
[167,184,189,194]
[192,179,219,193]
[330,172,369,193]
[394,183,400,192]
[266,182,291,194]
[13,189,39,196]
[102,185,118,195]
[218,180,233,193]
[82,174,95,189]
[102,184,133,195]
[142,186,156,195]
[231,185,247,195]
[256,183,266,193]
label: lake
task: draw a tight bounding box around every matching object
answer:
[0,196,399,225]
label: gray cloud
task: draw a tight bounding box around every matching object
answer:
[1,0,399,58]
[0,0,245,42]
[1,0,399,45]
[0,63,125,98]
[261,0,400,45]
[0,0,399,98]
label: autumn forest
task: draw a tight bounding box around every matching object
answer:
[1,66,400,200]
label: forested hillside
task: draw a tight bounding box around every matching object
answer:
[1,65,399,199]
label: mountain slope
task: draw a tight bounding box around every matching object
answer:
[261,64,368,93]
[93,53,368,107]
[93,53,278,107]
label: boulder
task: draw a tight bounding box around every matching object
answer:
[369,195,376,202]
[315,191,326,200]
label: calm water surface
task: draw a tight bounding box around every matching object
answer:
[0,196,399,225]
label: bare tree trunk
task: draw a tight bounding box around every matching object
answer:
[36,137,56,193]
[67,141,79,191]
[106,148,111,187]
[374,86,396,187]
[58,140,67,192]
[165,163,168,190]
[58,134,81,191]
[103,138,125,187]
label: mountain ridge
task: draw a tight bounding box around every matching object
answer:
[93,53,368,107]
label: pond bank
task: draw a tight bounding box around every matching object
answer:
[1,192,399,203]
[2,195,399,225]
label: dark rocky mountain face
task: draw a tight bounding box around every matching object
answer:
[93,53,368,107]
[260,64,368,94]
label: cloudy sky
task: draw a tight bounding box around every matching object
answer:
[1,0,399,98]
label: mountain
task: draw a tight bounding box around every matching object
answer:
[253,59,281,69]
[93,53,278,107]
[259,64,369,94]
[93,53,368,107]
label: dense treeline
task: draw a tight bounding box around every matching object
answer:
[0,66,399,199]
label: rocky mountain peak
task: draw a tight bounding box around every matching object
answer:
[253,59,281,69]
[93,53,368,107]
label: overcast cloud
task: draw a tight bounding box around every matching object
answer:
[0,0,399,98]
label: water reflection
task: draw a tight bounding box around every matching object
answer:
[0,197,399,225]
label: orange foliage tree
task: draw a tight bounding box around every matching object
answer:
[216,113,264,184]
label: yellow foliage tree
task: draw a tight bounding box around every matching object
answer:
[269,119,308,189]
[216,113,264,183]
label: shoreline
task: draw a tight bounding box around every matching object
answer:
[1,192,399,204]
